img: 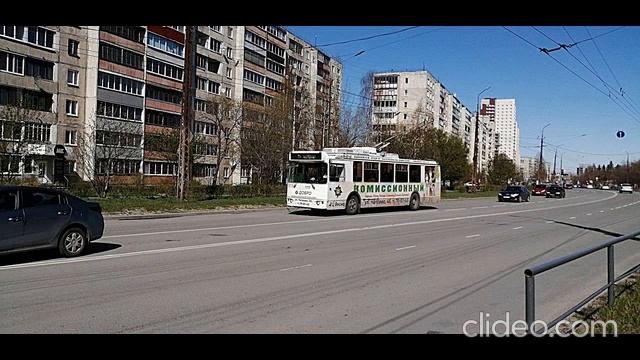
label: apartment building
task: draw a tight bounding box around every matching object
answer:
[0,26,94,183]
[371,70,476,163]
[1,25,342,186]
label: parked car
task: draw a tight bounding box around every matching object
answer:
[532,184,548,196]
[601,185,610,190]
[564,183,574,189]
[545,185,566,198]
[587,184,594,189]
[619,183,633,194]
[498,185,530,202]
[0,186,104,257]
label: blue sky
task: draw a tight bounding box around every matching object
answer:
[288,26,640,173]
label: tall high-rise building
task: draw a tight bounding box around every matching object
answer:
[480,98,520,166]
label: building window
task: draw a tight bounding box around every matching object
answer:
[243,69,264,85]
[227,27,233,38]
[210,26,221,33]
[147,32,184,58]
[23,57,53,80]
[97,101,142,121]
[223,87,231,98]
[99,43,144,70]
[196,77,207,91]
[209,38,221,53]
[266,59,284,75]
[245,31,266,49]
[0,51,24,75]
[196,54,207,68]
[265,77,281,91]
[68,39,79,57]
[64,130,77,145]
[208,80,220,94]
[96,131,141,148]
[66,100,78,116]
[145,85,182,104]
[100,26,145,44]
[207,59,220,73]
[226,67,232,79]
[67,69,79,86]
[145,109,180,127]
[226,47,233,59]
[194,99,207,112]
[167,26,185,33]
[193,164,217,178]
[244,49,265,67]
[98,71,144,96]
[24,123,51,143]
[146,58,183,81]
[404,114,407,120]
[144,161,177,175]
[404,102,407,108]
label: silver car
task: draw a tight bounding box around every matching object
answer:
[0,186,104,257]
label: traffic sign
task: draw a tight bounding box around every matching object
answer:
[616,130,625,138]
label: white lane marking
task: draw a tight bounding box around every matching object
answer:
[280,264,312,272]
[512,226,523,230]
[445,208,466,211]
[570,217,576,219]
[492,205,507,208]
[472,206,489,209]
[545,221,554,224]
[600,211,605,213]
[1,192,619,271]
[611,208,615,210]
[395,245,417,251]
[586,213,592,216]
[465,234,480,238]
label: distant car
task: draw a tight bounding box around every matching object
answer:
[546,185,566,198]
[587,184,594,189]
[619,184,633,194]
[0,186,104,257]
[532,184,548,196]
[601,185,610,190]
[564,183,574,189]
[498,185,530,202]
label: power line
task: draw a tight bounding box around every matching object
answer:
[312,27,421,48]
[502,27,640,126]
[585,26,640,113]
[532,27,640,119]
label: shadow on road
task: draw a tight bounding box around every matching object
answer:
[289,206,439,217]
[550,220,640,241]
[0,242,121,267]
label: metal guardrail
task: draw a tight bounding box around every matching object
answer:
[524,228,640,333]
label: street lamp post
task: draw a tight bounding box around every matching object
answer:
[473,86,491,184]
[538,123,551,182]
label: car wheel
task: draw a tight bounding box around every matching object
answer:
[58,227,87,257]
[525,196,530,202]
[409,193,420,211]
[345,195,360,215]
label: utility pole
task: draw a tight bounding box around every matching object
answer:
[627,151,630,183]
[553,147,557,177]
[328,77,333,147]
[472,86,490,184]
[539,123,550,182]
[177,25,197,200]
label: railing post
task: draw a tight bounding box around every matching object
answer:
[607,245,615,306]
[525,274,535,333]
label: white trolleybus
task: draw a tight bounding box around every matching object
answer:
[287,147,441,215]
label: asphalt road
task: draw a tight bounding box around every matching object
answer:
[1,188,639,333]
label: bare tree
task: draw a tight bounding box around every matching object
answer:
[75,113,144,198]
[199,95,244,185]
[0,102,46,183]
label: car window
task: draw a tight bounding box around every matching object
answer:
[22,190,61,208]
[0,190,18,211]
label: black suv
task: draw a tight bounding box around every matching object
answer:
[498,185,530,202]
[546,185,566,198]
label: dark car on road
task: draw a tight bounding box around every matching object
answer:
[498,185,530,202]
[532,184,548,196]
[0,186,104,257]
[545,185,566,198]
